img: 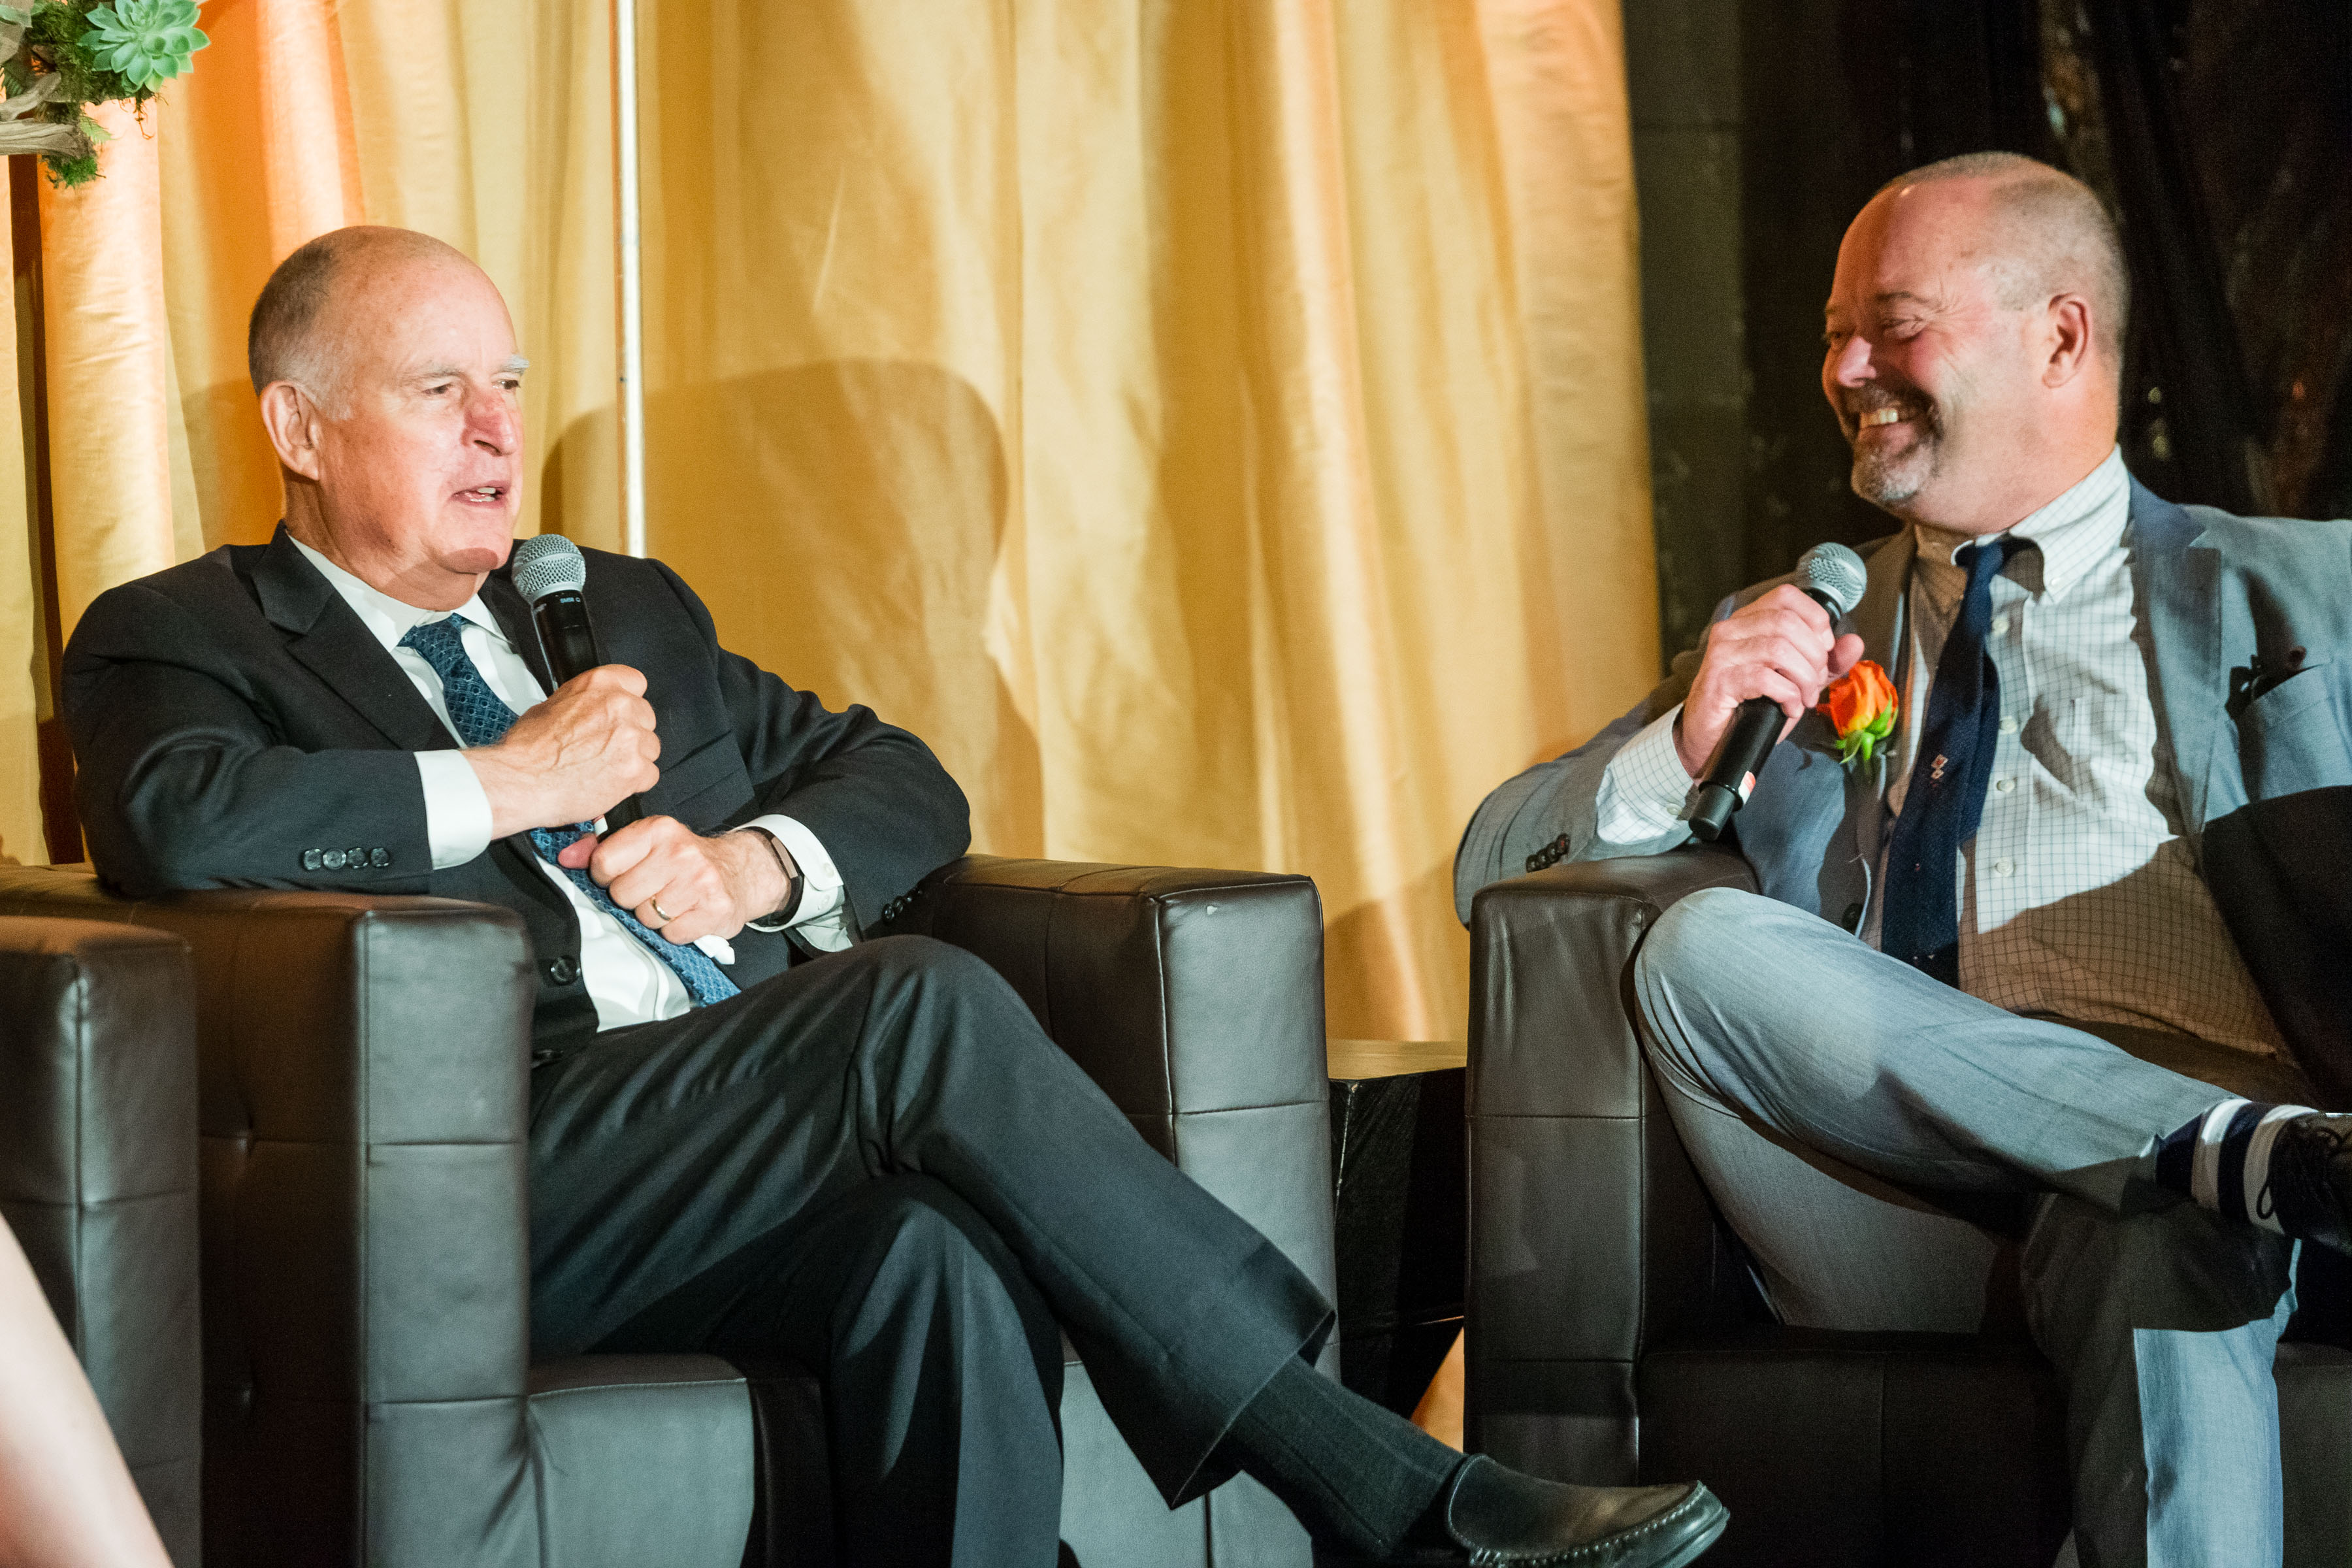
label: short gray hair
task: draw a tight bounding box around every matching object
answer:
[247,226,471,413]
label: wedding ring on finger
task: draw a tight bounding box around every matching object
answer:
[650,898,675,925]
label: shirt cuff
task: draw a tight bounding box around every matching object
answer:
[743,814,851,951]
[1594,706,1697,845]
[416,751,495,870]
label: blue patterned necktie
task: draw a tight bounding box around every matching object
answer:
[1878,537,2020,987]
[397,614,740,1006]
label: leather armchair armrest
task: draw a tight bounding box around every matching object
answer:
[0,913,201,1563]
[0,866,536,1561]
[1463,847,1757,1482]
[906,855,1337,1305]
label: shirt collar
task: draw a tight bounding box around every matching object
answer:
[1909,445,2128,604]
[291,536,510,654]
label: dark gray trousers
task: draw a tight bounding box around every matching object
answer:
[525,934,1332,1566]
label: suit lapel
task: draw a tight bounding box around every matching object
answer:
[1846,529,1914,872]
[2126,481,2225,838]
[482,571,556,695]
[252,527,455,753]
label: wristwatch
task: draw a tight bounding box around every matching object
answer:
[740,826,806,934]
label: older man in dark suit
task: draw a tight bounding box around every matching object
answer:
[65,226,1725,1568]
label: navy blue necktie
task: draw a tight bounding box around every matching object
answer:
[397,615,740,1007]
[1879,537,2019,987]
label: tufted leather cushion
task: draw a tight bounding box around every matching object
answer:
[1465,849,2352,1566]
[0,914,201,1565]
[910,857,1335,1564]
[0,868,758,1567]
[913,857,1335,1302]
[2,856,1337,1567]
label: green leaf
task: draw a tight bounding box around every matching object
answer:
[46,148,103,187]
[79,0,207,91]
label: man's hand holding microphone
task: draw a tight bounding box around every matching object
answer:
[1676,544,1869,839]
[462,536,797,944]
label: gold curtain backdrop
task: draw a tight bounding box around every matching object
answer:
[8,0,1656,1043]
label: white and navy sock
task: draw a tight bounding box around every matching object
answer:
[2154,1098,2318,1233]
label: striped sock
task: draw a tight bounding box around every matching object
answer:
[2154,1099,2318,1233]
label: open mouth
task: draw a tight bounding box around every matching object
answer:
[455,485,509,505]
[1850,399,1929,438]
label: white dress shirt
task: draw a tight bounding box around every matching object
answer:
[1594,448,2284,1056]
[293,539,853,1032]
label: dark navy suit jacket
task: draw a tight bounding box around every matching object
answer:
[65,525,972,1044]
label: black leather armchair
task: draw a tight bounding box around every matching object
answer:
[0,853,1335,1568]
[0,913,202,1565]
[1463,847,2352,1568]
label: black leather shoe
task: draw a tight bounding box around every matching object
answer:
[1384,1454,1727,1566]
[2268,1113,2352,1254]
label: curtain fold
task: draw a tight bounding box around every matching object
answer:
[11,0,1652,1041]
[638,0,1654,1036]
[41,99,188,640]
[0,188,35,865]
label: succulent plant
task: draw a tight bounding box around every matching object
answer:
[76,0,205,93]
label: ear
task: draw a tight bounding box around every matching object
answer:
[2041,293,2095,389]
[258,382,327,482]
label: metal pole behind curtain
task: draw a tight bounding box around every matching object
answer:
[615,0,647,557]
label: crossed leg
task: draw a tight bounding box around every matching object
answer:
[1633,887,2304,1567]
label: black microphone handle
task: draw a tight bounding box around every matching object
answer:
[1686,696,1783,842]
[529,591,642,832]
[1684,585,1847,843]
[532,591,602,683]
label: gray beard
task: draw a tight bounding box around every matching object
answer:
[1851,431,1940,509]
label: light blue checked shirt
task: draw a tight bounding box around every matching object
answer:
[1597,449,2283,1056]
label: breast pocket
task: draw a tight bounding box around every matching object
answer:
[2234,666,2352,799]
[644,730,754,828]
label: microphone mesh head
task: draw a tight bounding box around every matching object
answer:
[1797,542,1868,618]
[510,533,587,602]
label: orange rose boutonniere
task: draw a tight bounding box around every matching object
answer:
[1818,659,1898,770]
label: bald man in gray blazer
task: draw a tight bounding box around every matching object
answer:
[1460,153,2352,1567]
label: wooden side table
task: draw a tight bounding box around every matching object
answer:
[1326,1039,1467,1418]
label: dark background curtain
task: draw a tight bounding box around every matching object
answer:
[1628,0,2352,659]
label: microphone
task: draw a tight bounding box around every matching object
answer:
[1684,542,1869,843]
[509,533,640,832]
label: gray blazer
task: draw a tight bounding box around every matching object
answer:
[1456,478,2352,1098]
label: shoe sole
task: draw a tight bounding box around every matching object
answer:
[1467,1484,1731,1567]
[1650,1494,1729,1568]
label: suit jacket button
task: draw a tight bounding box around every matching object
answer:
[302,849,323,871]
[546,956,580,985]
[321,848,348,870]
[346,846,367,869]
[369,848,391,868]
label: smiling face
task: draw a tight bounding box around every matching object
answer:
[263,243,526,609]
[1820,176,2113,533]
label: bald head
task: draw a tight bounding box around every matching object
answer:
[1822,154,2126,532]
[248,227,482,411]
[1873,152,2130,368]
